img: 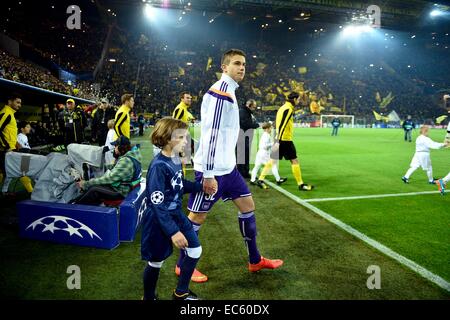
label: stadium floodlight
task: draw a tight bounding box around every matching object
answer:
[144,3,156,20]
[430,9,444,17]
[342,24,373,36]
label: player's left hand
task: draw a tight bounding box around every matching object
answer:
[171,231,188,249]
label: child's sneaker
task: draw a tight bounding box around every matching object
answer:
[172,290,200,300]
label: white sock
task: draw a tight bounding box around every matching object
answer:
[271,163,281,181]
[251,164,260,182]
[426,169,434,182]
[404,167,416,179]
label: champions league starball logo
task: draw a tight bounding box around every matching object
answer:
[171,170,184,191]
[26,216,102,240]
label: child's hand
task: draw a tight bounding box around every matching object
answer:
[271,142,280,153]
[171,231,188,249]
[203,177,217,195]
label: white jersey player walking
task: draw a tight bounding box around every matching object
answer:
[402,125,448,184]
[174,49,284,283]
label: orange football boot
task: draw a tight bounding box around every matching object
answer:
[175,265,208,283]
[248,256,284,272]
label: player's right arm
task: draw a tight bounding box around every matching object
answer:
[0,113,12,150]
[146,165,180,238]
[114,111,127,137]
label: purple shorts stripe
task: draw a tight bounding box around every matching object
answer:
[187,167,251,213]
[194,192,205,212]
[189,192,199,212]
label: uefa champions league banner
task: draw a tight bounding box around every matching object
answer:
[18,201,120,250]
[17,182,147,248]
[118,181,147,242]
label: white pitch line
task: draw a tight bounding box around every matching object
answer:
[264,180,450,293]
[305,190,447,202]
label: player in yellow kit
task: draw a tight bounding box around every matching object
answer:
[0,94,33,193]
[173,92,195,124]
[173,92,196,176]
[114,93,135,139]
[270,92,314,191]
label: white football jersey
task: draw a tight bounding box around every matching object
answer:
[255,131,273,163]
[193,73,240,178]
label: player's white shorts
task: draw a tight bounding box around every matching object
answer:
[410,152,431,171]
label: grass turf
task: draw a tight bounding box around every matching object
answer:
[256,127,449,283]
[0,128,449,299]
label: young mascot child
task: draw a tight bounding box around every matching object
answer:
[141,117,216,300]
[250,122,287,189]
[402,125,448,184]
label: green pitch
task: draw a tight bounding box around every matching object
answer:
[253,128,450,283]
[0,127,449,299]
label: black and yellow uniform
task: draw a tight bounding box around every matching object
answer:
[114,104,131,139]
[172,102,194,124]
[0,105,33,192]
[272,101,297,160]
[59,106,86,145]
[0,105,18,151]
[267,99,313,190]
[0,105,18,183]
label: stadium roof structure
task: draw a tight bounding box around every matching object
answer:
[111,0,450,28]
[141,0,449,19]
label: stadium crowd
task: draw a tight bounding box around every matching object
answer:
[93,27,450,122]
[0,50,100,101]
[1,7,450,127]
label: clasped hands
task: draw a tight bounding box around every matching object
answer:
[202,177,218,195]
